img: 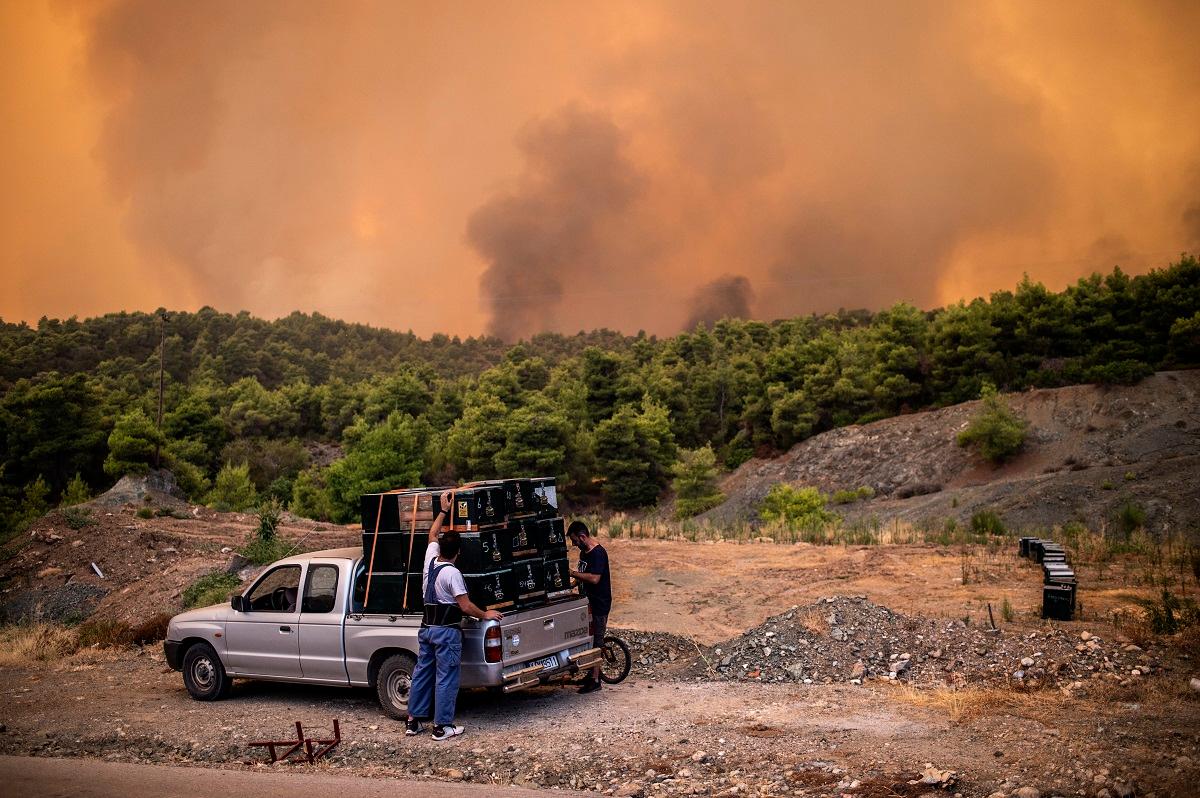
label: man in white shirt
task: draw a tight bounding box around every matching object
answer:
[405,491,503,740]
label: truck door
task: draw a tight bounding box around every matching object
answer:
[298,561,349,683]
[225,564,303,678]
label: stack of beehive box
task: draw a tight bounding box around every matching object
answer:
[359,478,570,614]
[1019,536,1077,620]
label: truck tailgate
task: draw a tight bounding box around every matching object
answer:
[500,599,591,666]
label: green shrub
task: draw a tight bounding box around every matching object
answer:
[956,382,1027,463]
[1001,596,1014,623]
[759,484,836,527]
[207,462,258,512]
[256,496,283,542]
[266,476,295,506]
[239,536,291,565]
[61,505,94,529]
[183,572,242,608]
[60,473,92,506]
[831,486,875,504]
[136,506,154,519]
[970,509,1006,536]
[1116,500,1146,537]
[672,445,726,519]
[290,467,332,521]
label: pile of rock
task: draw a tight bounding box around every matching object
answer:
[693,595,1163,687]
[608,628,702,678]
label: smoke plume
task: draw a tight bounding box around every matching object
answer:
[466,107,653,341]
[685,275,754,331]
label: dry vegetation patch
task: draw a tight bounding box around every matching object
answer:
[0,623,79,667]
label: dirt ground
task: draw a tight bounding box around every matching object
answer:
[3,528,1200,796]
[0,640,1197,797]
[603,538,1174,645]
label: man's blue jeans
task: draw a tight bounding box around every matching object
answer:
[407,625,462,727]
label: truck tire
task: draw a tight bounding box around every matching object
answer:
[182,642,232,701]
[375,652,417,720]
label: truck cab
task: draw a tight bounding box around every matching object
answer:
[164,547,600,718]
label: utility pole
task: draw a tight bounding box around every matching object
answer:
[155,312,165,468]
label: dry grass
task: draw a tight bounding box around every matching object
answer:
[0,623,80,667]
[77,618,134,649]
[1111,606,1156,647]
[1096,671,1200,705]
[887,683,1066,724]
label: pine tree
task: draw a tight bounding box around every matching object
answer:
[103,408,166,478]
[672,445,725,518]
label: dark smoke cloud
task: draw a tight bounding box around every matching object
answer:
[685,275,754,330]
[467,107,656,341]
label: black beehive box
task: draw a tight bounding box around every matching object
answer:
[537,517,567,552]
[361,532,427,573]
[463,568,515,610]
[530,477,558,518]
[1034,542,1064,563]
[457,529,504,573]
[501,479,538,517]
[1042,582,1076,620]
[1019,537,1038,558]
[543,554,572,598]
[449,485,507,528]
[357,572,423,614]
[498,518,540,561]
[1043,563,1075,584]
[511,559,547,608]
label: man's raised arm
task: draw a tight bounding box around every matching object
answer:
[428,490,452,544]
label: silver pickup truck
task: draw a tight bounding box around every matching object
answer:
[164,547,601,718]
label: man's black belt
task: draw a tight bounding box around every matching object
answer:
[422,603,464,627]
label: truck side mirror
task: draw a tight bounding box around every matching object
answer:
[231,595,246,612]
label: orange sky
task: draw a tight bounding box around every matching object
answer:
[3,0,1198,338]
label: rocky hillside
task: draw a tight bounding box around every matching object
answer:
[705,370,1200,535]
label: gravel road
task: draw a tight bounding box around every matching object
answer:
[0,754,586,797]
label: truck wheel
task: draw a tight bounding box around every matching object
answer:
[376,653,417,720]
[182,642,232,701]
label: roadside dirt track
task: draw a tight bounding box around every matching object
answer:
[1,645,1197,797]
[0,754,584,797]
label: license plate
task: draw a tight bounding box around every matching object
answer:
[532,654,558,671]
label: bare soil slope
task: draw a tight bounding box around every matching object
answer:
[705,370,1200,534]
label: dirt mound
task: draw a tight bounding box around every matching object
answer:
[704,370,1200,533]
[696,595,1165,688]
[0,500,355,625]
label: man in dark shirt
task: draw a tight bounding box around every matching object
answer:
[567,520,610,693]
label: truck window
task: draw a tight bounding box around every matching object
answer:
[302,564,339,614]
[246,565,302,612]
[351,565,366,612]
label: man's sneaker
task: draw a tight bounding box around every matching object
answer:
[578,678,602,694]
[431,724,464,741]
[404,718,423,736]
